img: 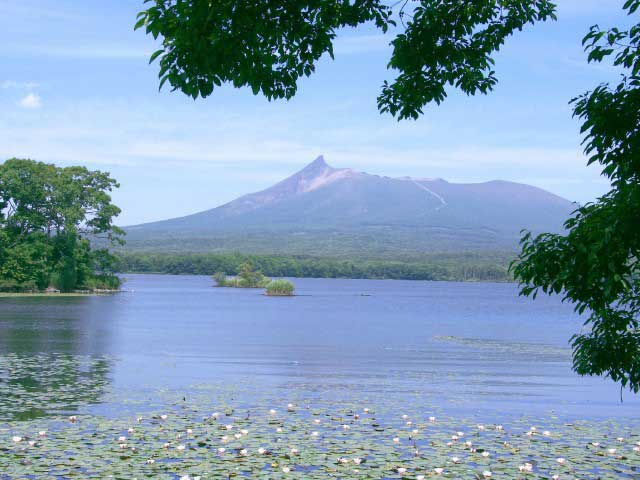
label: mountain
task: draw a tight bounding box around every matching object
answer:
[123,156,575,256]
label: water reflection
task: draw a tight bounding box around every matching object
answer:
[0,297,118,420]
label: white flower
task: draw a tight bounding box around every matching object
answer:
[342,424,351,430]
[456,431,464,437]
[137,416,143,423]
[218,447,226,454]
[11,436,22,443]
[530,426,537,432]
[434,468,444,474]
[38,431,47,437]
[429,416,436,423]
[556,457,566,464]
[417,476,425,480]
[393,437,400,443]
[465,441,473,448]
[311,431,319,437]
[282,466,291,473]
[483,471,492,478]
[543,431,551,436]
[402,414,409,420]
[234,433,242,439]
[495,425,503,431]
[552,476,559,480]
[608,448,617,454]
[290,448,299,455]
[406,421,412,426]
[240,448,248,456]
[163,442,171,449]
[519,463,533,473]
[633,446,640,453]
[119,443,127,449]
[353,458,362,465]
[69,416,77,423]
[240,429,248,435]
[186,428,193,435]
[225,424,233,430]
[363,408,370,414]
[451,456,460,463]
[128,428,135,434]
[269,409,276,415]
[27,440,36,446]
[617,437,624,442]
[180,476,191,480]
[397,467,407,474]
[477,424,485,430]
[481,451,490,458]
[176,444,186,451]
[118,436,127,442]
[258,447,267,454]
[221,435,229,442]
[287,403,295,410]
[211,412,220,419]
[276,427,283,433]
[338,457,349,464]
[146,459,155,464]
[313,419,321,424]
[451,435,459,441]
[591,442,600,447]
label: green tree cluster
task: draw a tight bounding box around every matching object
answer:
[118,251,511,282]
[265,279,295,296]
[0,159,123,292]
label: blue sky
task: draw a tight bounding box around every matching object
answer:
[0,1,631,225]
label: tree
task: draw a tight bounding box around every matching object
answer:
[0,159,124,292]
[136,0,556,119]
[513,1,640,393]
[236,262,266,287]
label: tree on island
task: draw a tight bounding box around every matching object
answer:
[0,158,124,292]
[137,1,640,392]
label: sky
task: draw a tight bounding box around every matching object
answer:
[0,1,632,225]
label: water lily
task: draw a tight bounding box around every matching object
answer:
[591,442,600,447]
[353,457,362,465]
[225,424,233,430]
[240,428,249,435]
[176,444,185,451]
[495,425,503,431]
[240,448,248,456]
[186,428,193,435]
[338,457,349,464]
[159,415,167,420]
[118,436,127,442]
[434,468,444,474]
[218,447,226,454]
[276,427,283,433]
[211,412,220,419]
[397,467,407,474]
[363,408,370,414]
[429,416,436,423]
[556,457,566,464]
[290,448,299,455]
[69,416,77,423]
[269,409,277,415]
[258,447,267,454]
[543,430,551,436]
[417,475,425,480]
[451,456,460,463]
[38,431,46,437]
[221,435,229,442]
[607,448,617,454]
[146,458,154,464]
[119,443,127,449]
[128,428,135,434]
[136,416,143,423]
[483,471,492,477]
[402,415,409,420]
[234,433,242,439]
[311,431,319,437]
[282,466,291,473]
[481,451,490,458]
[519,463,533,473]
[313,419,321,424]
[393,437,400,443]
[342,424,351,430]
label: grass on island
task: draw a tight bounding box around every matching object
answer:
[265,279,295,296]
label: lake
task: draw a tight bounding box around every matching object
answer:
[1,275,639,479]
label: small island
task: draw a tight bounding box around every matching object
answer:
[213,263,295,296]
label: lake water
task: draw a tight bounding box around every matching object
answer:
[0,274,637,422]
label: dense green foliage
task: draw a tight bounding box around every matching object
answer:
[265,279,295,296]
[514,1,640,393]
[136,0,556,119]
[213,262,270,288]
[0,159,123,293]
[117,252,511,282]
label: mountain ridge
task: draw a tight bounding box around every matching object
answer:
[124,155,575,256]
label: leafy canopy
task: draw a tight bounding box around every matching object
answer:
[513,0,640,393]
[136,0,556,119]
[0,159,123,292]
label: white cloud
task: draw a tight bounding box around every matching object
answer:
[18,93,42,109]
[1,80,40,89]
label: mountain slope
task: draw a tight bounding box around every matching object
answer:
[124,156,575,256]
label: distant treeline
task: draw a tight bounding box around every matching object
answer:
[115,252,513,282]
